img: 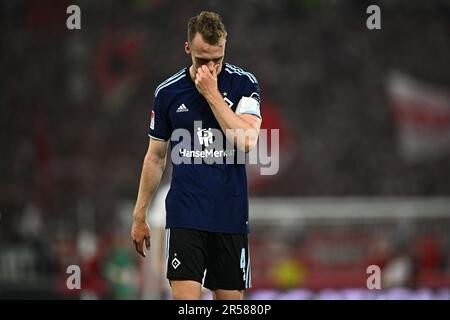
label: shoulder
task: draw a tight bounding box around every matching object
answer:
[224,63,259,85]
[154,67,188,98]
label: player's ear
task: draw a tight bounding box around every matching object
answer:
[184,41,191,55]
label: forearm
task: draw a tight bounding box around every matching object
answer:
[205,91,253,132]
[204,91,258,151]
[133,153,166,222]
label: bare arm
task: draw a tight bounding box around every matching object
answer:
[195,65,262,152]
[131,139,168,257]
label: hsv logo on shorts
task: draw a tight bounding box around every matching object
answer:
[171,257,181,269]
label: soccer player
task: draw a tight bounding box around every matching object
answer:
[131,11,262,300]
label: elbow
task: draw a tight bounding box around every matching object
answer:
[245,136,258,153]
[144,153,166,170]
[236,135,258,153]
[232,125,259,153]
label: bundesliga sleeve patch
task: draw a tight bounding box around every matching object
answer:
[235,96,261,118]
[150,110,155,130]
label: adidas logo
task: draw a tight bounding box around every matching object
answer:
[176,104,189,113]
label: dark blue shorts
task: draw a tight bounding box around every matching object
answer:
[165,227,251,291]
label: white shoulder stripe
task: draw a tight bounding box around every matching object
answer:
[154,68,186,96]
[226,63,255,80]
[225,63,257,83]
[154,73,186,97]
[156,68,185,88]
[225,68,256,84]
[154,69,185,94]
[234,65,257,83]
[225,67,251,82]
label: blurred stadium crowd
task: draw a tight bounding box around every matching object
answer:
[1,0,449,299]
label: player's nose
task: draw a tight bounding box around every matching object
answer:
[206,61,216,73]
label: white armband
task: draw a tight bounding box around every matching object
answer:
[235,96,261,119]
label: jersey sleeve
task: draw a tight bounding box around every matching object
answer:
[148,93,172,141]
[236,77,262,119]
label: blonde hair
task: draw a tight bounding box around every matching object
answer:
[187,11,227,45]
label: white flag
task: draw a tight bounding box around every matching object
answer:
[387,71,450,162]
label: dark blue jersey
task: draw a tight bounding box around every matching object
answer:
[148,63,261,234]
